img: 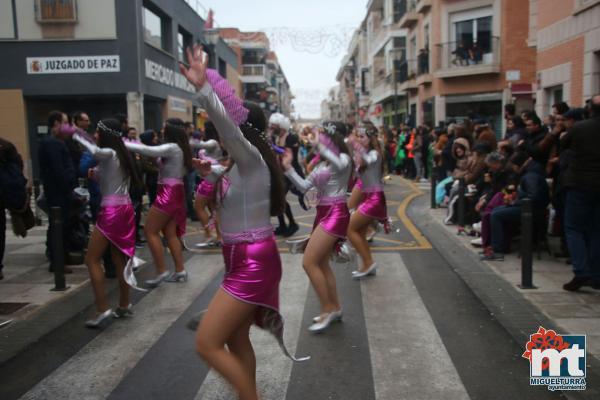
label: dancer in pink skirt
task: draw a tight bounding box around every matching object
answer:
[189,121,225,248]
[125,119,193,287]
[180,46,307,400]
[348,125,388,279]
[282,121,352,333]
[72,120,141,328]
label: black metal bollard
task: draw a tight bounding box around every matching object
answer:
[430,174,437,209]
[519,198,536,289]
[50,207,69,292]
[457,178,466,227]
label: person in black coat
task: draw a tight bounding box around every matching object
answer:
[38,111,77,273]
[561,95,600,291]
[0,137,26,280]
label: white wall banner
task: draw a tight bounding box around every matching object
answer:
[26,55,120,74]
[145,59,196,94]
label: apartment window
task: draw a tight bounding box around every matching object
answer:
[242,49,264,65]
[35,0,77,23]
[453,15,492,54]
[424,24,430,49]
[178,27,193,63]
[218,58,227,78]
[546,85,563,115]
[393,0,407,23]
[143,6,170,52]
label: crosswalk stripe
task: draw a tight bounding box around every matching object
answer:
[361,253,470,400]
[193,253,310,400]
[19,255,222,400]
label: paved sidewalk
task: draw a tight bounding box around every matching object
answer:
[415,181,600,359]
[0,223,89,324]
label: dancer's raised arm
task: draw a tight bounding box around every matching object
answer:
[73,133,115,160]
[124,141,178,158]
[181,45,261,171]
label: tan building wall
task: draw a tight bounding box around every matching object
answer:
[0,0,14,39]
[535,0,600,112]
[15,0,116,40]
[406,0,536,127]
[0,90,30,179]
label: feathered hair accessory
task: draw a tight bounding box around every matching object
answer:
[206,69,249,125]
[358,125,378,138]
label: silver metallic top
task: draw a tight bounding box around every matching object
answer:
[195,83,271,235]
[359,149,383,190]
[124,141,186,181]
[73,134,130,197]
[285,144,352,200]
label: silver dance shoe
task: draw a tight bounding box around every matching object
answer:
[308,312,336,333]
[112,304,133,319]
[352,263,378,279]
[85,309,112,328]
[145,271,171,288]
[313,309,343,323]
[165,270,188,283]
[195,238,221,249]
[330,243,353,263]
[286,236,310,254]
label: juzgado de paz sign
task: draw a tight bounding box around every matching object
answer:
[27,55,120,74]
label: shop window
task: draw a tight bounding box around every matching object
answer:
[35,0,77,23]
[546,85,563,115]
[143,5,170,52]
[178,27,193,63]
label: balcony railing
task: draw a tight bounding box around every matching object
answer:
[241,64,269,83]
[417,50,429,75]
[242,64,266,76]
[399,0,418,29]
[396,59,417,83]
[435,37,501,78]
[416,0,432,14]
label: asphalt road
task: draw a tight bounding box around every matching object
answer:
[1,178,591,400]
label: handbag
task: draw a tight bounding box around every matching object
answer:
[10,205,35,237]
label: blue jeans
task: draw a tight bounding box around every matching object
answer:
[565,189,600,279]
[491,205,521,254]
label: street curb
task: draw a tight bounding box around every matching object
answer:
[0,274,107,365]
[409,193,600,399]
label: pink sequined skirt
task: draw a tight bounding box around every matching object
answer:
[312,201,350,239]
[358,190,387,222]
[96,196,135,258]
[221,236,281,321]
[154,180,186,237]
[196,180,216,200]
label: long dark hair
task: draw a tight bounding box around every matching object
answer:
[164,118,193,171]
[204,121,220,142]
[241,102,285,217]
[96,118,142,189]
